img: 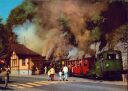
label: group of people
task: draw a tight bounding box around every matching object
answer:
[45,65,69,81]
[58,65,68,81]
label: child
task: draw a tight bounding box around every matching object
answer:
[47,69,51,81]
[58,70,62,81]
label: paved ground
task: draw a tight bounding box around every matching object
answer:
[9,74,128,86]
[0,74,127,91]
[1,80,127,91]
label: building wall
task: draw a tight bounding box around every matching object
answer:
[11,70,32,75]
[10,51,19,71]
[10,51,34,75]
[19,58,29,70]
[10,51,43,75]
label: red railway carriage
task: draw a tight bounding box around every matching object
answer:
[71,59,89,76]
[63,57,95,76]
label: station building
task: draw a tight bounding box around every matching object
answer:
[10,44,45,75]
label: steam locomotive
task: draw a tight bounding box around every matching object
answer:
[44,50,123,79]
[94,50,123,79]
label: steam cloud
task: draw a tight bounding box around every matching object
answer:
[13,0,108,59]
[13,20,43,53]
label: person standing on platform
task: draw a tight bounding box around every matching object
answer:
[44,66,47,74]
[63,65,68,81]
[50,66,55,81]
[58,69,62,81]
[47,69,51,81]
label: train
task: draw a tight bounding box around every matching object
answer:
[44,50,123,79]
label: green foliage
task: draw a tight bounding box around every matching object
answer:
[59,14,69,29]
[91,27,101,42]
[3,0,36,55]
[88,13,104,43]
[20,0,35,14]
[0,38,3,52]
[0,22,9,54]
[106,24,128,49]
[109,0,128,4]
[0,17,4,52]
[7,8,26,25]
[6,0,35,30]
[0,35,3,52]
[91,14,103,24]
[0,23,11,64]
[116,24,128,49]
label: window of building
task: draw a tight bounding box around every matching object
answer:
[11,61,13,67]
[12,59,16,67]
[22,59,26,66]
[15,60,17,66]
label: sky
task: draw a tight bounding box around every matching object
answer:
[0,0,24,22]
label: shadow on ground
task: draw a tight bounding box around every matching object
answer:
[70,75,122,81]
[0,86,14,90]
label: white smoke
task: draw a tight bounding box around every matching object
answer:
[68,47,78,58]
[13,20,43,54]
[90,42,100,54]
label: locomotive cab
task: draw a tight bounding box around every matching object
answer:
[95,50,123,79]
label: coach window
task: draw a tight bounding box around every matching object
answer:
[77,61,79,64]
[107,54,116,60]
[79,63,81,66]
[116,54,119,59]
[84,62,87,66]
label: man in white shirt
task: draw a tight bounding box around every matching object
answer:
[63,65,68,81]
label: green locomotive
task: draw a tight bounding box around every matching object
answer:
[94,50,123,79]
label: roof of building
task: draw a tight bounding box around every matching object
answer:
[11,44,45,59]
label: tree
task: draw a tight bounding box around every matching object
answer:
[1,0,36,65]
[86,13,104,53]
[0,17,10,64]
[106,24,128,50]
[120,25,128,50]
[0,17,3,52]
[4,0,36,47]
[59,14,77,47]
[6,0,35,31]
[86,13,104,43]
[91,27,101,42]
